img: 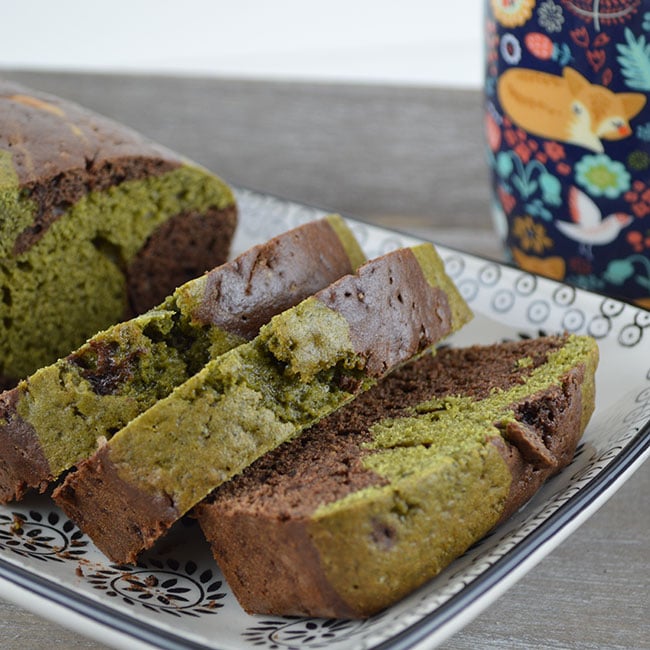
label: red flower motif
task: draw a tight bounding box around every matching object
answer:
[498,186,517,215]
[556,162,572,176]
[514,142,533,163]
[486,19,499,75]
[625,180,650,218]
[504,129,518,147]
[570,26,590,47]
[626,230,650,252]
[485,113,501,152]
[543,141,566,162]
[569,257,592,275]
[593,33,611,47]
[501,121,543,165]
[627,231,644,253]
[525,33,555,60]
[632,202,650,218]
[587,49,606,72]
[561,0,641,29]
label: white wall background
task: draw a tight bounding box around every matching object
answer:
[2,0,483,87]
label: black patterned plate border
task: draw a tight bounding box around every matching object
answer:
[0,187,647,650]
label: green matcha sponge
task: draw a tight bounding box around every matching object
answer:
[197,334,598,618]
[0,81,237,383]
[53,243,472,563]
[0,215,363,503]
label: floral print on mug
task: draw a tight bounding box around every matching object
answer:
[486,0,650,307]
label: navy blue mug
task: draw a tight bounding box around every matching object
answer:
[485,0,650,307]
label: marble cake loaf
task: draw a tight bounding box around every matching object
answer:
[0,216,364,503]
[53,243,473,563]
[0,80,237,385]
[196,334,598,619]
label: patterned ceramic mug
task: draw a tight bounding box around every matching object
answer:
[485,0,650,307]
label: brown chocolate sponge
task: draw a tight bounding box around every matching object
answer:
[195,334,598,619]
[53,243,472,564]
[0,215,364,504]
[0,80,237,384]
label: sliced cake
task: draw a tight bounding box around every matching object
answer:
[0,215,364,503]
[195,335,598,618]
[0,80,237,384]
[53,243,473,563]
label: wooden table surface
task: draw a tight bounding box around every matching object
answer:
[0,70,648,650]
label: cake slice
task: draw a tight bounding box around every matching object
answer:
[0,80,237,385]
[195,334,598,619]
[0,215,364,503]
[53,243,472,563]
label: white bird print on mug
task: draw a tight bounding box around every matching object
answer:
[555,186,633,259]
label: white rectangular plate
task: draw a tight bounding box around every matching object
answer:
[0,188,648,650]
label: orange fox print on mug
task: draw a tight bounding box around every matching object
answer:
[485,0,650,307]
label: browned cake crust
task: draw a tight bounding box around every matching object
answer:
[53,444,180,564]
[0,217,360,505]
[53,245,469,564]
[0,81,179,240]
[0,389,50,503]
[0,80,237,314]
[195,336,594,618]
[56,444,179,562]
[0,80,237,386]
[493,364,586,524]
[314,248,453,378]
[192,218,361,339]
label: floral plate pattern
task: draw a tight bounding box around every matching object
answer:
[0,187,648,650]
